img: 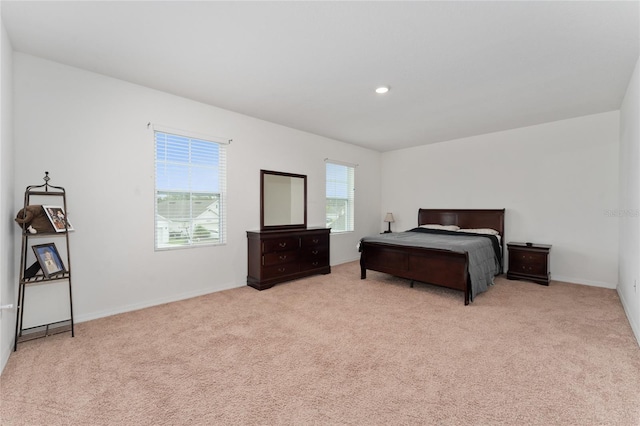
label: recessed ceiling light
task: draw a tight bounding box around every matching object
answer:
[375,86,390,94]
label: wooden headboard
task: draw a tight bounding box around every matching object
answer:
[418,209,505,236]
[418,208,506,265]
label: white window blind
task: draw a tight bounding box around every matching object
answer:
[154,130,227,249]
[326,161,355,232]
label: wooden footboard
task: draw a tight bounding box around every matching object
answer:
[360,242,471,305]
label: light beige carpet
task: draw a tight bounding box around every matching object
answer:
[1,261,640,425]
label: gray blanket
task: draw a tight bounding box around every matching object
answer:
[360,231,501,299]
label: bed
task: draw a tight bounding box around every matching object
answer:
[359,209,505,305]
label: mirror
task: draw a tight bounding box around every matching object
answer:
[261,170,307,230]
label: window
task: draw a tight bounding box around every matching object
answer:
[326,161,355,232]
[154,130,227,249]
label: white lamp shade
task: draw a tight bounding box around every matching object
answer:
[384,213,395,223]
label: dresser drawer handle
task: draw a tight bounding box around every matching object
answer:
[312,261,318,266]
[279,255,287,260]
[279,242,287,248]
[312,250,318,255]
[312,238,319,244]
[278,267,286,273]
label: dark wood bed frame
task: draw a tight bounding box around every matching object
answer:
[359,209,505,305]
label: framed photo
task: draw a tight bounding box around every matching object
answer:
[32,243,66,278]
[43,205,74,232]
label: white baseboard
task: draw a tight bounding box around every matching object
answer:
[0,337,13,375]
[74,281,241,324]
[551,275,616,289]
[331,256,360,266]
[76,259,363,324]
[617,288,640,348]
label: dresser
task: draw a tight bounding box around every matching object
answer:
[507,242,552,286]
[247,227,331,290]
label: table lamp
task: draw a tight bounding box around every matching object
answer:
[384,213,395,233]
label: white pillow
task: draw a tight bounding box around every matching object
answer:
[458,228,500,235]
[420,224,460,231]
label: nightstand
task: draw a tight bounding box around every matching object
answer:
[507,242,552,286]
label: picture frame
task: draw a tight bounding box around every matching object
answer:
[43,205,74,232]
[32,243,66,278]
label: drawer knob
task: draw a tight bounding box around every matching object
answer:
[278,267,285,273]
[279,242,287,248]
[312,239,319,244]
[312,250,318,255]
[279,255,287,260]
[312,261,318,266]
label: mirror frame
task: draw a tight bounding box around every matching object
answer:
[260,169,307,231]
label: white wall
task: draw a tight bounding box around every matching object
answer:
[12,53,381,328]
[381,111,620,288]
[0,15,16,372]
[6,50,635,366]
[618,56,640,345]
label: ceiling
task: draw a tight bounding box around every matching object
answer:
[2,1,639,152]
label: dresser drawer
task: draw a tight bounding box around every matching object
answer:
[263,250,298,267]
[301,246,328,258]
[263,237,299,253]
[301,234,328,249]
[300,256,329,272]
[262,263,300,279]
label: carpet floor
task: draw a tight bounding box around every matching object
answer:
[1,261,639,425]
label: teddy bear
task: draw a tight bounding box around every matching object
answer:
[15,205,56,233]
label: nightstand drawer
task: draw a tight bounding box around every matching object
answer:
[509,251,547,275]
[510,261,546,276]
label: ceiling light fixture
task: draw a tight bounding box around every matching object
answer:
[375,86,390,94]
